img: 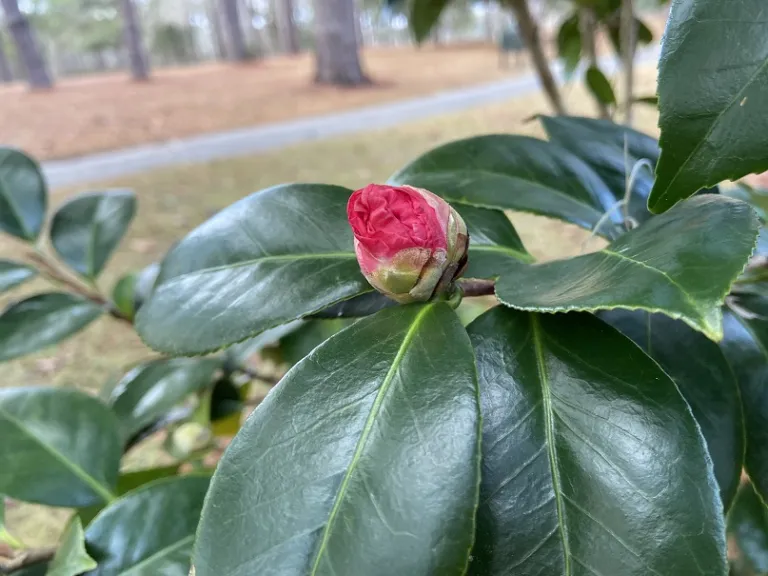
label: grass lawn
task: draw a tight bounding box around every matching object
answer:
[0,44,531,161]
[1,65,659,545]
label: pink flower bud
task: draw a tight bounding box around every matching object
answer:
[347,184,468,303]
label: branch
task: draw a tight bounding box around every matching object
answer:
[458,278,496,298]
[237,365,280,385]
[506,0,566,115]
[26,251,132,324]
[0,546,56,572]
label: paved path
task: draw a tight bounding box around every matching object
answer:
[42,48,659,189]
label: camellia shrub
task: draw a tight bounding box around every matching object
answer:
[3,0,768,574]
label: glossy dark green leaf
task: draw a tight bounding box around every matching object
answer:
[111,273,137,320]
[496,195,759,340]
[410,0,449,43]
[728,481,768,576]
[135,184,368,356]
[279,318,352,365]
[0,293,104,362]
[194,303,481,576]
[0,260,37,293]
[311,291,395,318]
[556,12,582,77]
[0,148,47,241]
[721,295,768,503]
[466,307,726,575]
[651,0,768,212]
[540,115,659,224]
[457,203,533,279]
[600,309,744,509]
[585,65,616,106]
[107,358,221,439]
[77,465,182,528]
[50,190,136,279]
[389,135,622,236]
[85,475,210,575]
[634,94,659,106]
[605,16,653,55]
[47,517,97,576]
[10,564,49,576]
[0,387,120,507]
[224,320,303,368]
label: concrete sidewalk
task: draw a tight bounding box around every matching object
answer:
[43,47,659,189]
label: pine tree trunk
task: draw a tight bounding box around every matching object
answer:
[119,0,150,80]
[0,34,13,82]
[274,0,299,54]
[313,0,369,86]
[506,0,565,114]
[1,0,51,88]
[220,0,247,61]
[208,0,228,59]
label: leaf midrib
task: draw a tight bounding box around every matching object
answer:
[530,315,572,574]
[0,404,115,504]
[309,304,434,575]
[119,534,195,575]
[655,52,768,206]
[470,244,534,263]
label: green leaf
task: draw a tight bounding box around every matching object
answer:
[194,303,481,575]
[390,135,623,237]
[651,0,768,212]
[107,358,221,439]
[540,115,659,224]
[46,517,97,576]
[585,65,617,106]
[721,295,768,503]
[135,184,369,356]
[0,260,37,293]
[496,195,759,340]
[556,12,582,77]
[634,94,659,106]
[111,272,137,320]
[728,481,768,576]
[0,293,104,362]
[410,0,450,43]
[77,465,181,527]
[456,203,534,279]
[279,318,352,365]
[133,262,160,312]
[466,307,727,575]
[0,387,120,507]
[605,16,653,55]
[85,476,210,575]
[311,291,395,318]
[600,310,744,510]
[10,564,50,576]
[0,148,47,241]
[50,190,136,279]
[224,320,303,368]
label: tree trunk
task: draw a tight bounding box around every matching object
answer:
[484,0,495,44]
[274,0,299,54]
[220,0,247,61]
[506,0,565,114]
[353,0,363,48]
[119,0,150,80]
[313,0,369,85]
[0,33,13,82]
[621,0,635,125]
[208,0,228,59]
[579,7,609,119]
[0,0,51,88]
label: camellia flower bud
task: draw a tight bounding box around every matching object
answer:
[347,183,468,303]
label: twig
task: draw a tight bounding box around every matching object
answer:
[26,251,132,324]
[237,366,280,385]
[457,278,496,298]
[0,546,56,572]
